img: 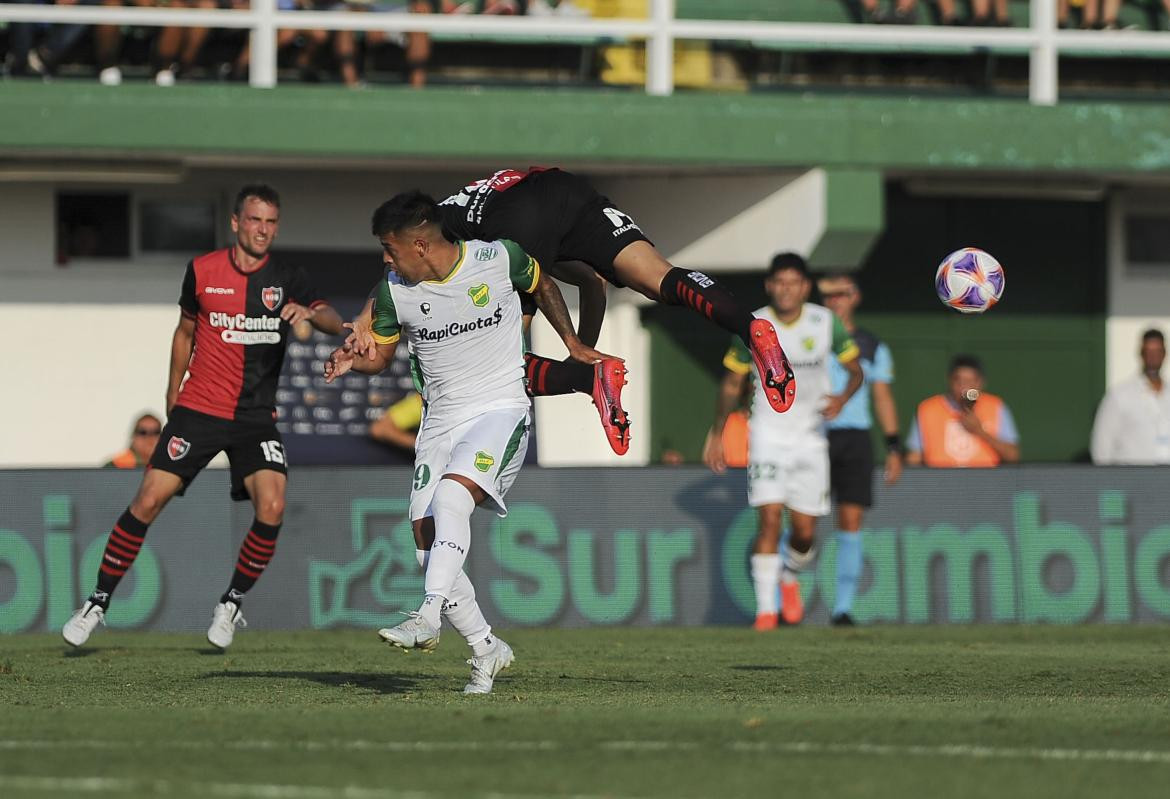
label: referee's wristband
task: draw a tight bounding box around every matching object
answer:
[885,434,902,454]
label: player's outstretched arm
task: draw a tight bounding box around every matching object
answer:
[703,369,747,474]
[165,313,196,414]
[288,302,344,336]
[325,340,397,383]
[345,297,378,359]
[546,261,607,348]
[529,274,619,365]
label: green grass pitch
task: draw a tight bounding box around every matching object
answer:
[1,626,1169,798]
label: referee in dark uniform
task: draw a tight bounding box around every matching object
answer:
[818,274,903,626]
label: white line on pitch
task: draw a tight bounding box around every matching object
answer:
[0,776,621,799]
[2,738,1170,765]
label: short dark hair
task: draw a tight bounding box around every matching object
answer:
[767,252,810,278]
[948,353,984,376]
[234,184,280,216]
[371,191,442,237]
[1141,328,1165,345]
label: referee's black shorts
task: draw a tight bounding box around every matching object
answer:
[828,428,875,508]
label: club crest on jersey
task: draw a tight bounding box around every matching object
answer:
[475,246,497,262]
[167,436,191,461]
[261,286,283,311]
[803,336,816,351]
[468,284,491,308]
[420,302,431,316]
[474,451,495,472]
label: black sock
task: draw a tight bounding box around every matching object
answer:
[658,267,755,343]
[524,353,594,397]
[223,519,282,604]
[91,509,150,608]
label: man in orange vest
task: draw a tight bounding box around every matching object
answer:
[905,354,1020,468]
[103,413,162,469]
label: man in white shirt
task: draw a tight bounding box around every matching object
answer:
[1091,329,1170,465]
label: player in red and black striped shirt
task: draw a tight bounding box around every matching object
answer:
[62,185,344,651]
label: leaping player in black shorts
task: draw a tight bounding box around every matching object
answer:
[62,185,345,651]
[347,168,797,456]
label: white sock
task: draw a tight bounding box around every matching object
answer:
[783,541,817,584]
[416,548,493,655]
[419,479,475,628]
[750,553,781,615]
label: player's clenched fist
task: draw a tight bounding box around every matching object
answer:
[280,302,316,325]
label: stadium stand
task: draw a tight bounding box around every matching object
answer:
[3,0,1170,94]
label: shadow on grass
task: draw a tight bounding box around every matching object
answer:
[198,670,424,695]
[61,648,100,659]
[556,674,648,684]
[728,665,789,672]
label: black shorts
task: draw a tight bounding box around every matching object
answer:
[481,170,651,288]
[828,428,875,508]
[149,405,288,501]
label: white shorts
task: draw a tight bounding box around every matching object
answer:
[409,407,531,520]
[746,432,830,516]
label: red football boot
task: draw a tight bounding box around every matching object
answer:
[748,318,796,413]
[753,612,779,632]
[780,582,805,626]
[591,358,631,456]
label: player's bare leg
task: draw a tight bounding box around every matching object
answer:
[750,503,784,631]
[63,469,184,646]
[612,241,795,413]
[781,511,819,626]
[208,469,287,649]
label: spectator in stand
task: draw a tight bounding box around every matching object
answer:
[335,0,435,88]
[858,0,919,25]
[905,354,1019,468]
[442,0,518,12]
[104,413,163,469]
[4,0,90,78]
[229,0,331,83]
[525,0,587,15]
[96,0,217,86]
[368,391,423,453]
[1091,329,1170,465]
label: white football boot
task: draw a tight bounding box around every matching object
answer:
[463,638,515,695]
[378,612,440,652]
[207,601,247,649]
[62,601,106,647]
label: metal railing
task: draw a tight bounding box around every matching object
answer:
[2,0,1169,103]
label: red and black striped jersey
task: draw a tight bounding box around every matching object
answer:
[176,247,325,423]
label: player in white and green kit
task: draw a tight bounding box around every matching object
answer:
[325,191,610,693]
[704,253,863,629]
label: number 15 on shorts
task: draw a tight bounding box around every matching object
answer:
[260,440,286,465]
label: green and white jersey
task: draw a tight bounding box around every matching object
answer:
[371,239,540,434]
[724,302,858,441]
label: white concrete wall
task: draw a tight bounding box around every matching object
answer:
[594,170,821,271]
[1106,195,1170,392]
[529,295,650,466]
[0,304,175,466]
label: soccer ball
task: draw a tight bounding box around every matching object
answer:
[935,247,1005,314]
